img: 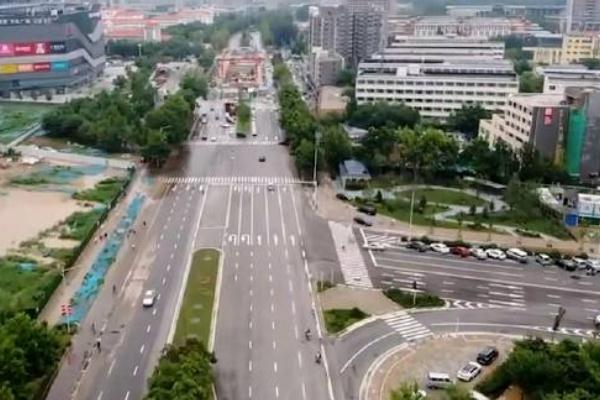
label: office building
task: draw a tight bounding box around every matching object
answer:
[309,48,344,87]
[413,17,512,38]
[355,58,518,120]
[561,34,600,63]
[308,4,384,68]
[386,36,505,60]
[564,87,600,182]
[537,65,600,94]
[479,94,568,161]
[0,2,105,97]
[565,0,600,33]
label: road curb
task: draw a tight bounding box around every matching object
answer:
[208,248,224,352]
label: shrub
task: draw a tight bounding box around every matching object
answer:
[383,288,445,308]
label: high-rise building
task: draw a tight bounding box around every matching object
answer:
[309,47,344,87]
[308,4,384,69]
[565,0,600,33]
[0,2,105,97]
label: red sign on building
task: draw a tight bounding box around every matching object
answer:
[33,62,51,72]
[0,43,14,56]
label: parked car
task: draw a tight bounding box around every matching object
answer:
[258,156,266,162]
[476,346,499,365]
[335,193,349,201]
[572,257,588,270]
[506,248,529,263]
[594,314,600,329]
[142,290,157,307]
[470,247,487,260]
[407,240,428,252]
[267,183,276,192]
[451,246,470,258]
[426,372,453,389]
[430,242,450,254]
[363,243,386,251]
[535,253,553,266]
[557,258,577,271]
[457,361,482,382]
[358,204,377,216]
[585,259,600,275]
[486,248,506,260]
[354,215,373,226]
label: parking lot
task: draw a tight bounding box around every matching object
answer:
[374,335,514,399]
[353,228,600,327]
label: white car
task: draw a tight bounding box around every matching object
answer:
[363,243,386,251]
[506,248,528,263]
[471,247,487,260]
[536,253,553,266]
[142,290,156,307]
[210,136,217,142]
[486,248,506,260]
[457,361,482,382]
[594,314,600,328]
[430,242,450,254]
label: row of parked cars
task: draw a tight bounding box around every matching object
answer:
[427,346,499,391]
[404,240,600,275]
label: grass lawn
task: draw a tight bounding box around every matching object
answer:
[375,199,459,229]
[399,188,486,207]
[60,209,105,241]
[383,288,445,308]
[73,177,127,204]
[0,103,53,144]
[324,307,369,334]
[174,249,220,346]
[462,212,572,240]
[0,256,61,315]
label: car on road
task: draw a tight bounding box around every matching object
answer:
[430,242,450,254]
[358,204,377,216]
[457,361,482,382]
[267,183,275,192]
[476,346,499,365]
[142,290,156,307]
[210,136,217,142]
[407,240,428,252]
[594,314,600,329]
[585,259,600,275]
[336,193,349,201]
[557,258,577,271]
[486,248,506,260]
[506,248,529,263]
[258,156,266,162]
[573,257,588,270]
[451,246,470,258]
[470,247,487,260]
[363,243,386,251]
[215,115,219,120]
[535,253,553,266]
[354,215,373,227]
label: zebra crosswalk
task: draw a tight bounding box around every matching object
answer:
[159,176,309,185]
[363,231,401,246]
[444,299,504,310]
[329,222,373,288]
[189,139,280,146]
[380,312,433,342]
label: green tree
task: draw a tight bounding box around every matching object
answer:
[321,125,353,172]
[142,130,171,167]
[145,338,214,400]
[520,71,544,93]
[580,58,600,70]
[348,102,420,130]
[295,5,310,21]
[447,104,492,137]
[418,195,427,213]
[390,382,424,400]
[445,384,472,400]
[294,138,317,178]
[336,68,356,87]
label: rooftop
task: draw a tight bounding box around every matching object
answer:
[339,159,371,178]
[510,93,566,107]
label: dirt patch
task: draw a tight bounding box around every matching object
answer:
[320,285,401,316]
[41,237,80,249]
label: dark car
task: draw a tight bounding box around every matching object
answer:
[451,246,470,258]
[557,258,577,271]
[358,204,377,216]
[258,156,266,162]
[336,193,349,201]
[476,346,499,366]
[407,240,428,252]
[354,215,373,226]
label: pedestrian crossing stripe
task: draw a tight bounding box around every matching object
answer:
[380,312,433,341]
[159,176,311,185]
[329,222,373,288]
[188,140,281,146]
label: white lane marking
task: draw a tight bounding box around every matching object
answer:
[476,285,490,290]
[271,303,274,312]
[442,281,455,285]
[170,253,174,259]
[250,275,254,282]
[274,361,278,373]
[108,359,116,376]
[544,277,558,282]
[547,294,561,299]
[133,365,138,376]
[162,277,166,286]
[269,274,273,283]
[237,185,243,243]
[234,274,238,282]
[124,391,130,400]
[585,308,600,313]
[264,187,271,245]
[249,387,252,399]
[290,177,303,236]
[274,234,278,246]
[250,183,254,245]
[249,341,252,350]
[250,289,253,297]
[249,360,253,372]
[268,263,272,270]
[270,288,274,297]
[275,386,280,398]
[489,291,524,299]
[140,345,145,354]
[146,325,151,333]
[166,264,171,272]
[579,281,593,286]
[292,301,296,315]
[583,299,598,303]
[272,321,276,330]
[301,383,307,400]
[277,187,287,245]
[97,391,103,400]
[548,303,561,308]
[441,289,454,293]
[340,332,397,373]
[273,341,277,350]
[152,309,157,316]
[297,351,303,367]
[477,294,490,298]
[288,280,293,292]
[249,320,253,330]
[225,185,233,228]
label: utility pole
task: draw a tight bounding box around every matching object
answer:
[408,189,416,240]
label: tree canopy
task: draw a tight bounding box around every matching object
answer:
[447,104,492,137]
[346,102,420,130]
[519,71,544,93]
[145,338,214,400]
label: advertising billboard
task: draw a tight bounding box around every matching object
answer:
[17,63,33,72]
[33,62,51,72]
[577,194,600,219]
[51,61,69,72]
[0,64,17,74]
[0,41,66,57]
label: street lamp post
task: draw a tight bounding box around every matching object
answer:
[137,43,142,58]
[408,188,416,240]
[313,131,321,209]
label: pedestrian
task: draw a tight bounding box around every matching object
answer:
[96,338,102,353]
[131,243,136,250]
[104,232,108,239]
[143,220,147,227]
[112,284,116,295]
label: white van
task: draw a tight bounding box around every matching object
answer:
[426,372,453,389]
[506,248,528,263]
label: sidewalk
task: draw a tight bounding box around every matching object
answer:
[316,178,589,255]
[39,168,150,326]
